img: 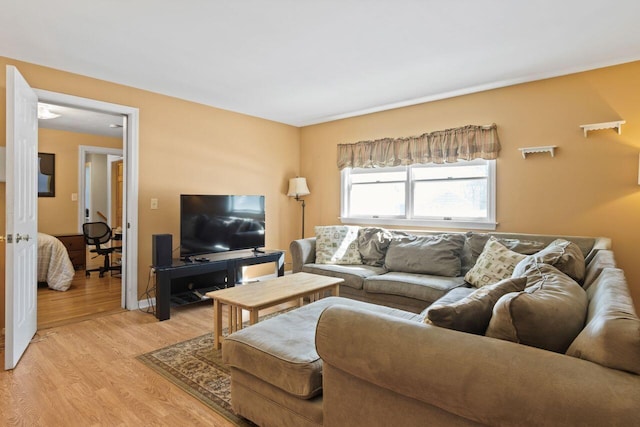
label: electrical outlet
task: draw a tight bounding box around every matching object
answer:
[71,193,78,201]
[150,198,158,209]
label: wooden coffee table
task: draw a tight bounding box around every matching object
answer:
[206,272,343,349]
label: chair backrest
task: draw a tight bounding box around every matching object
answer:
[83,222,112,247]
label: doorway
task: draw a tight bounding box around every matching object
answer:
[36,113,127,327]
[34,89,139,312]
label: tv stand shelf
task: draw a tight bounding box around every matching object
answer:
[169,285,225,306]
[154,249,285,321]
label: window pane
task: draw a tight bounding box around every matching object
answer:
[413,179,487,218]
[351,182,405,216]
[351,170,406,183]
[413,164,487,180]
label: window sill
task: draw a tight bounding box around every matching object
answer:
[339,217,497,231]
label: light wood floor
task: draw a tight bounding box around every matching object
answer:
[1,301,240,426]
[37,253,123,329]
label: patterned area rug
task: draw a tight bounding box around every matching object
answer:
[137,333,254,426]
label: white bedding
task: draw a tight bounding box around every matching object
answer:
[38,233,75,291]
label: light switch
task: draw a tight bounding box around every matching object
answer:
[71,193,78,201]
[150,198,159,210]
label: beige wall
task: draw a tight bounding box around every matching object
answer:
[38,129,122,235]
[300,61,640,310]
[0,56,302,329]
[2,54,639,328]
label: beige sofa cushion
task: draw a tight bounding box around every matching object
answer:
[301,263,386,290]
[486,263,587,353]
[364,272,465,303]
[582,250,616,290]
[461,232,546,274]
[315,225,362,264]
[464,237,527,287]
[426,277,527,335]
[384,234,465,277]
[566,268,640,374]
[357,227,393,266]
[222,297,422,399]
[513,239,586,283]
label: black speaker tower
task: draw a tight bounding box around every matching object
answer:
[152,234,172,267]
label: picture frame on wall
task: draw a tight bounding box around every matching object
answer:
[38,152,55,197]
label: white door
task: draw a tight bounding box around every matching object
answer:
[5,66,38,370]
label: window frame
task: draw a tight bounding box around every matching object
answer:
[340,159,497,230]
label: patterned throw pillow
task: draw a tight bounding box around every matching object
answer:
[315,226,362,265]
[464,237,527,287]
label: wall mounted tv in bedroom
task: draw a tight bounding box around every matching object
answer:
[180,194,265,258]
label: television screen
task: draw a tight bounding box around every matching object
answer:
[180,194,265,257]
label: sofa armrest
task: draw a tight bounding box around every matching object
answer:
[316,305,640,427]
[290,237,316,272]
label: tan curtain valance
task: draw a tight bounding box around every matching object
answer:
[337,124,500,170]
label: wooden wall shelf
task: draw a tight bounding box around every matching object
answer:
[579,120,625,137]
[518,145,558,159]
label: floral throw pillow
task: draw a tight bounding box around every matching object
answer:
[315,226,362,265]
[464,237,527,287]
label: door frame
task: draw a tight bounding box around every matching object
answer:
[79,146,123,228]
[35,89,139,310]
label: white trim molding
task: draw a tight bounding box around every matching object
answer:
[34,88,140,311]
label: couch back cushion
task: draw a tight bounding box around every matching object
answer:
[315,225,362,265]
[461,232,546,274]
[357,227,393,266]
[384,234,465,277]
[566,268,640,374]
[426,277,527,335]
[486,263,587,353]
[512,239,586,283]
[582,250,616,290]
[464,237,528,287]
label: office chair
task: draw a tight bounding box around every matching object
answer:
[83,221,122,278]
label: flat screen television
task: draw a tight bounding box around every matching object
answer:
[180,194,265,258]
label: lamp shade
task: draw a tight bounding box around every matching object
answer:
[287,177,310,197]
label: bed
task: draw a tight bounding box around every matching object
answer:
[38,233,76,291]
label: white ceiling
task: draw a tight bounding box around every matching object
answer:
[38,103,124,138]
[3,1,640,129]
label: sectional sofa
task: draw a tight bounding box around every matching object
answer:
[222,227,640,426]
[290,227,609,312]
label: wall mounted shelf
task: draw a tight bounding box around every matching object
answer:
[518,145,558,159]
[579,120,625,137]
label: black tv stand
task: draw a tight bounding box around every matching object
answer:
[252,247,265,254]
[154,249,285,321]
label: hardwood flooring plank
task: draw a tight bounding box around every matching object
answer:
[2,271,299,426]
[1,303,237,426]
[38,268,123,329]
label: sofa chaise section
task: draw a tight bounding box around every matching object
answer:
[221,296,422,427]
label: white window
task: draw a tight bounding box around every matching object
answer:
[340,159,496,230]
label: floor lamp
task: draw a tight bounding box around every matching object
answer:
[287,177,311,238]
